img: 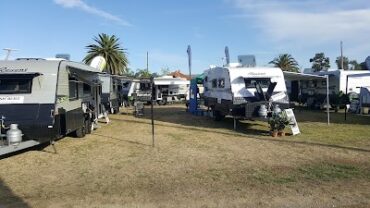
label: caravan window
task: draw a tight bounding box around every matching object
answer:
[244,78,271,88]
[69,78,79,100]
[211,79,217,88]
[83,83,92,96]
[140,82,151,90]
[122,81,130,88]
[218,79,225,88]
[0,76,33,94]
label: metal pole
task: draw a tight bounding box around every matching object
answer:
[3,48,18,60]
[147,52,154,147]
[340,41,344,69]
[345,75,348,121]
[326,75,330,125]
[233,117,236,130]
[187,45,192,80]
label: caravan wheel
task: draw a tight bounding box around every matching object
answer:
[74,125,86,138]
[157,99,167,105]
[85,119,92,134]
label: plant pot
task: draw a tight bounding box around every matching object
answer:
[278,131,285,137]
[271,131,278,137]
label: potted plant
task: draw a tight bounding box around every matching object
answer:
[268,114,279,137]
[277,112,290,136]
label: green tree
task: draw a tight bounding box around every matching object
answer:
[83,33,128,75]
[269,54,300,72]
[123,68,135,77]
[335,56,349,70]
[349,60,363,70]
[135,68,151,78]
[360,62,368,70]
[310,53,330,72]
[160,67,171,76]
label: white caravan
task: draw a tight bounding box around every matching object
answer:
[203,64,289,120]
[302,69,370,95]
[119,76,190,105]
[154,76,189,105]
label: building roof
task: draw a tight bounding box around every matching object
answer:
[168,70,191,80]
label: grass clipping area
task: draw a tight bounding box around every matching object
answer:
[0,105,369,208]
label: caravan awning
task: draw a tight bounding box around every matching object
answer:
[283,71,327,81]
[283,71,330,125]
[68,67,101,86]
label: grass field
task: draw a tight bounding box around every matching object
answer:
[0,105,369,207]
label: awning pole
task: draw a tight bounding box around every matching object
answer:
[326,75,330,125]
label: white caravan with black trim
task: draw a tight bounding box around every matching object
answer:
[154,76,189,105]
[203,65,289,120]
[0,58,102,156]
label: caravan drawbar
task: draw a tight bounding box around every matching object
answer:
[0,59,103,156]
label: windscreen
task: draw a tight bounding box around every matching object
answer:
[0,75,33,94]
[244,78,271,89]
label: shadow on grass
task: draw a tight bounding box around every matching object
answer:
[111,115,370,153]
[92,133,152,147]
[0,178,30,207]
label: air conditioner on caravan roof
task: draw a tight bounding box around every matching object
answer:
[238,55,256,67]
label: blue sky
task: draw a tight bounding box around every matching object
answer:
[1,0,370,74]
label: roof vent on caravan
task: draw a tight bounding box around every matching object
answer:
[228,62,242,68]
[303,68,314,74]
[56,53,71,60]
[238,55,256,67]
[90,56,106,71]
[16,58,45,61]
[365,56,370,70]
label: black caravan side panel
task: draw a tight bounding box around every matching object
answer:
[57,107,84,135]
[0,103,58,143]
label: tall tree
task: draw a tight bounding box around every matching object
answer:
[335,56,349,70]
[349,60,364,70]
[135,68,151,78]
[123,68,135,77]
[269,54,300,72]
[310,53,330,72]
[160,67,171,76]
[83,33,128,75]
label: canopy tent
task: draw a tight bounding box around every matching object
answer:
[283,71,330,125]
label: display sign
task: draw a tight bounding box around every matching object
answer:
[0,96,24,104]
[284,108,300,135]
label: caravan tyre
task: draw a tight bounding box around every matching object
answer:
[113,108,119,114]
[85,119,92,134]
[158,99,167,105]
[74,122,86,138]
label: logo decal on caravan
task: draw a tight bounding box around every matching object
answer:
[0,96,25,104]
[0,67,28,73]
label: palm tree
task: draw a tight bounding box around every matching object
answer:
[269,54,299,72]
[83,33,128,75]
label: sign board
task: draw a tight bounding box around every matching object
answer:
[284,108,300,135]
[0,96,24,104]
[270,92,286,102]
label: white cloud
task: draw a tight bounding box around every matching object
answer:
[54,0,131,26]
[229,0,370,43]
[227,0,370,65]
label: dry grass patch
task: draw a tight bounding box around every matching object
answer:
[0,105,369,207]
